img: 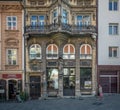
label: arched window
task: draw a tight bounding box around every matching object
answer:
[46,44,58,59]
[29,44,41,59]
[80,44,92,59]
[63,44,75,59]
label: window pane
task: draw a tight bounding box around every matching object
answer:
[109,25,112,35]
[113,49,117,57]
[47,69,58,90]
[109,47,112,57]
[80,68,92,90]
[109,1,112,10]
[39,16,44,20]
[81,46,85,54]
[31,16,37,20]
[114,1,118,10]
[53,10,57,17]
[113,25,118,34]
[13,17,16,21]
[87,45,91,54]
[64,45,68,53]
[30,44,41,59]
[77,16,82,20]
[7,49,17,65]
[70,45,74,53]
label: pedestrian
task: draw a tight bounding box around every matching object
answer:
[98,84,103,99]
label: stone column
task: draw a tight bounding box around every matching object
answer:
[92,45,97,95]
[25,41,29,96]
[75,41,81,97]
[58,58,63,97]
[41,41,47,98]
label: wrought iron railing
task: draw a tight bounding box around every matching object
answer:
[80,54,92,59]
[25,23,96,34]
[46,54,58,59]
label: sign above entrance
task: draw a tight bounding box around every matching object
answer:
[2,74,22,79]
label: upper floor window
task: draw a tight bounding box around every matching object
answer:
[29,44,41,59]
[80,44,92,59]
[31,15,45,26]
[52,9,58,24]
[6,16,17,30]
[63,44,75,59]
[62,9,68,24]
[30,1,36,6]
[7,49,17,65]
[46,44,58,59]
[38,1,44,5]
[109,23,118,35]
[109,0,118,11]
[109,47,118,57]
[77,15,90,26]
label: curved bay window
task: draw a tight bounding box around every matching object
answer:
[29,44,41,59]
[80,44,92,59]
[80,68,92,90]
[62,9,68,24]
[46,44,58,59]
[63,44,75,59]
[52,9,58,24]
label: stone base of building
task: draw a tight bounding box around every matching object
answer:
[98,65,120,93]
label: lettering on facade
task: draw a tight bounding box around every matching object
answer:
[2,74,22,79]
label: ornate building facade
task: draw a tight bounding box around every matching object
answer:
[24,0,97,99]
[0,0,23,100]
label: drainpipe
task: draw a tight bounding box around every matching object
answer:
[19,0,27,100]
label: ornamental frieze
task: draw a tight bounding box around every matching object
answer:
[0,5,22,10]
[5,38,19,46]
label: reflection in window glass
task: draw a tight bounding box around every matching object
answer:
[80,68,92,90]
[47,69,58,90]
[7,49,17,65]
[29,44,41,59]
[63,68,69,75]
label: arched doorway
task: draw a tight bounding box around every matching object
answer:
[8,80,17,100]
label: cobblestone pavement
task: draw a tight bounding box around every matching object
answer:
[0,94,120,110]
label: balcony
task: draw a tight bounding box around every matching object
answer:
[25,23,96,35]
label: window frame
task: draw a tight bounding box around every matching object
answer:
[80,44,92,59]
[62,9,68,24]
[6,49,17,65]
[52,9,58,24]
[63,44,75,59]
[109,0,118,11]
[46,44,58,59]
[6,16,17,30]
[76,15,91,26]
[109,47,118,58]
[29,44,42,59]
[31,15,45,26]
[109,23,119,35]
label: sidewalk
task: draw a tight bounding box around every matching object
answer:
[0,94,120,110]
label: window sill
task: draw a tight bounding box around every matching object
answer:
[5,30,19,32]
